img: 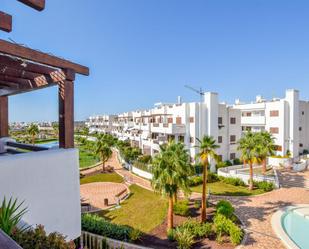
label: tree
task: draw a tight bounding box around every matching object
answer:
[94,134,113,172]
[255,131,275,175]
[237,132,259,190]
[196,136,219,222]
[52,123,59,138]
[151,141,192,231]
[83,127,89,136]
[27,123,39,145]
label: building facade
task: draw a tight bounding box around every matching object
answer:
[86,89,309,161]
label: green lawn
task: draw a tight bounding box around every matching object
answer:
[99,185,168,233]
[80,173,123,184]
[191,181,265,196]
[78,145,100,168]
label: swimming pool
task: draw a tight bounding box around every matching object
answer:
[40,141,59,149]
[272,205,309,249]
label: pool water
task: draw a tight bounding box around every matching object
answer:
[282,208,309,249]
[40,141,59,149]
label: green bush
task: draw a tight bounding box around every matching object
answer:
[167,228,176,241]
[253,181,274,192]
[214,214,243,246]
[207,172,219,183]
[137,155,152,164]
[216,200,234,219]
[224,160,233,166]
[177,218,213,239]
[194,200,201,209]
[216,161,227,169]
[129,228,142,241]
[81,214,132,241]
[175,227,195,249]
[12,225,74,249]
[189,176,203,186]
[303,149,309,155]
[233,158,242,165]
[174,200,190,216]
[219,176,246,186]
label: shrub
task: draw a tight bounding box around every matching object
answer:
[220,176,246,186]
[12,225,74,249]
[224,160,233,166]
[174,200,190,216]
[189,176,203,186]
[175,227,195,249]
[233,158,242,165]
[253,181,274,192]
[214,214,243,246]
[216,161,227,169]
[0,197,27,236]
[177,218,212,239]
[207,172,219,183]
[129,228,142,242]
[216,200,234,219]
[194,200,201,209]
[137,154,152,164]
[167,228,176,241]
[81,214,132,241]
[303,149,309,155]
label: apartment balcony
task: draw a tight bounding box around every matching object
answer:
[0,139,81,241]
[151,123,186,134]
[241,115,265,125]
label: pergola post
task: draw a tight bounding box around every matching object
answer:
[0,96,8,137]
[58,80,74,148]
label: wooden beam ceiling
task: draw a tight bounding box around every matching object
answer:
[0,11,12,33]
[0,40,89,76]
[17,0,45,11]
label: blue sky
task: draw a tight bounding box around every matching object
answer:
[2,0,309,122]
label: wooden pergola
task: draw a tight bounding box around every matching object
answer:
[0,0,89,149]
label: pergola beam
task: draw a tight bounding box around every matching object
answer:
[0,40,89,76]
[17,0,45,11]
[0,11,12,33]
[59,80,74,148]
[0,96,8,137]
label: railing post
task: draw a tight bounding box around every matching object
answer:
[0,96,8,138]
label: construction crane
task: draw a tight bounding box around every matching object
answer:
[184,84,205,141]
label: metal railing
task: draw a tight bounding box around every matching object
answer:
[6,141,49,152]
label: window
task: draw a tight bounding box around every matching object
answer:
[190,137,194,143]
[270,127,279,134]
[218,117,223,125]
[230,153,236,160]
[270,110,279,117]
[230,117,236,124]
[299,127,302,131]
[178,136,184,142]
[302,111,305,115]
[189,117,194,123]
[274,145,282,151]
[167,117,173,123]
[218,136,222,143]
[300,143,303,147]
[230,135,236,143]
[218,155,223,161]
[176,117,182,124]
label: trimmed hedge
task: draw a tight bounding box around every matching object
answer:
[253,181,275,192]
[219,176,246,186]
[81,214,132,241]
[216,200,234,219]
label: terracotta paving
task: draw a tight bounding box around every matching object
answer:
[80,182,128,210]
[80,151,309,249]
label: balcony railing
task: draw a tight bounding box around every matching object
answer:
[0,229,22,249]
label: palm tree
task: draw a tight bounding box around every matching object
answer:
[238,132,258,190]
[27,123,39,145]
[151,141,192,231]
[94,135,113,172]
[256,131,275,175]
[196,136,219,222]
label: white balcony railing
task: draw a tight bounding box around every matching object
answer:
[151,123,185,134]
[241,116,265,125]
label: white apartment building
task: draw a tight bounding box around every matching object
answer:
[87,93,242,162]
[234,89,309,158]
[87,89,309,162]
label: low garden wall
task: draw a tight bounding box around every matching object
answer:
[267,157,292,168]
[218,165,279,188]
[132,166,153,180]
[293,159,308,172]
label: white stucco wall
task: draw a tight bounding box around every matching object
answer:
[0,149,81,240]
